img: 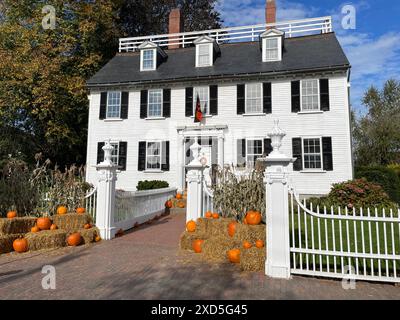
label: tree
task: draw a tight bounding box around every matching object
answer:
[354,79,400,166]
[118,0,223,37]
[0,0,121,166]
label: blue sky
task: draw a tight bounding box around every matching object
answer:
[216,0,400,116]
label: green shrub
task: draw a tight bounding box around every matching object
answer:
[355,167,400,204]
[136,180,169,191]
[387,164,400,179]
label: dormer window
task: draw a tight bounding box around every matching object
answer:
[260,28,284,62]
[194,36,219,68]
[138,41,167,72]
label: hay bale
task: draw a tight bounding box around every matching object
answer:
[0,234,24,254]
[202,235,242,263]
[201,217,235,238]
[78,227,100,244]
[25,230,67,251]
[240,247,266,272]
[0,217,37,235]
[52,214,92,232]
[233,223,265,243]
[179,231,208,250]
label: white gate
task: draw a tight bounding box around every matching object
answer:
[289,187,400,283]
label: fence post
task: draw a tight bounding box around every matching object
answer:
[185,139,207,222]
[95,140,118,240]
[263,120,295,279]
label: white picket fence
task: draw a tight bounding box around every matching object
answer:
[289,188,400,283]
[202,181,214,217]
[84,187,97,223]
[114,187,177,232]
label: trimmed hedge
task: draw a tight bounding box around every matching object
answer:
[355,167,400,204]
[136,180,169,191]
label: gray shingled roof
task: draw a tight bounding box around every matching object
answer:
[87,32,350,87]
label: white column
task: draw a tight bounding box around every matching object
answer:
[177,132,185,192]
[95,141,118,240]
[217,133,224,168]
[185,139,206,222]
[262,120,295,279]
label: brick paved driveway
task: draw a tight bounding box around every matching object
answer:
[0,212,399,300]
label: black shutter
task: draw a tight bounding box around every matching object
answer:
[99,92,107,120]
[237,84,245,115]
[210,85,218,115]
[292,138,303,171]
[121,92,129,119]
[138,141,146,171]
[97,142,105,164]
[140,90,148,119]
[291,81,300,113]
[237,139,246,167]
[263,83,272,114]
[322,137,333,171]
[263,138,272,156]
[320,79,330,111]
[161,141,170,171]
[118,142,127,171]
[185,87,194,117]
[163,89,171,118]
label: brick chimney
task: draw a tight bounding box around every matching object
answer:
[169,8,183,49]
[266,0,277,25]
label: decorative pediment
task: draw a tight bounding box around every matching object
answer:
[260,28,284,38]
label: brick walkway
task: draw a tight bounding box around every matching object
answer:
[0,212,399,300]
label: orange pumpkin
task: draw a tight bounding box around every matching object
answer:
[177,201,185,208]
[95,235,101,242]
[227,249,241,263]
[67,233,82,246]
[255,240,264,248]
[37,217,52,230]
[31,225,40,233]
[50,224,58,230]
[243,241,252,249]
[13,237,28,253]
[212,213,219,219]
[76,207,86,214]
[186,220,196,232]
[205,211,212,219]
[243,217,248,224]
[228,221,237,237]
[176,193,183,200]
[7,211,17,219]
[192,239,204,253]
[57,206,68,215]
[165,200,173,209]
[245,211,262,225]
[84,223,92,230]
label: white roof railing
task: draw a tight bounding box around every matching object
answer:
[119,16,332,52]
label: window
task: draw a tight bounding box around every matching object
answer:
[245,83,262,113]
[146,141,161,170]
[110,142,119,166]
[193,86,209,115]
[265,38,279,61]
[246,139,263,167]
[197,44,211,67]
[301,79,320,111]
[142,49,155,71]
[106,91,121,118]
[148,90,163,117]
[303,138,322,169]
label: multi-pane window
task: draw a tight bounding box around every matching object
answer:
[265,38,279,61]
[110,142,119,166]
[246,139,263,167]
[146,141,161,170]
[245,83,262,113]
[106,91,121,118]
[193,87,209,115]
[301,79,320,111]
[198,44,211,67]
[148,90,163,117]
[303,138,322,169]
[142,49,155,70]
